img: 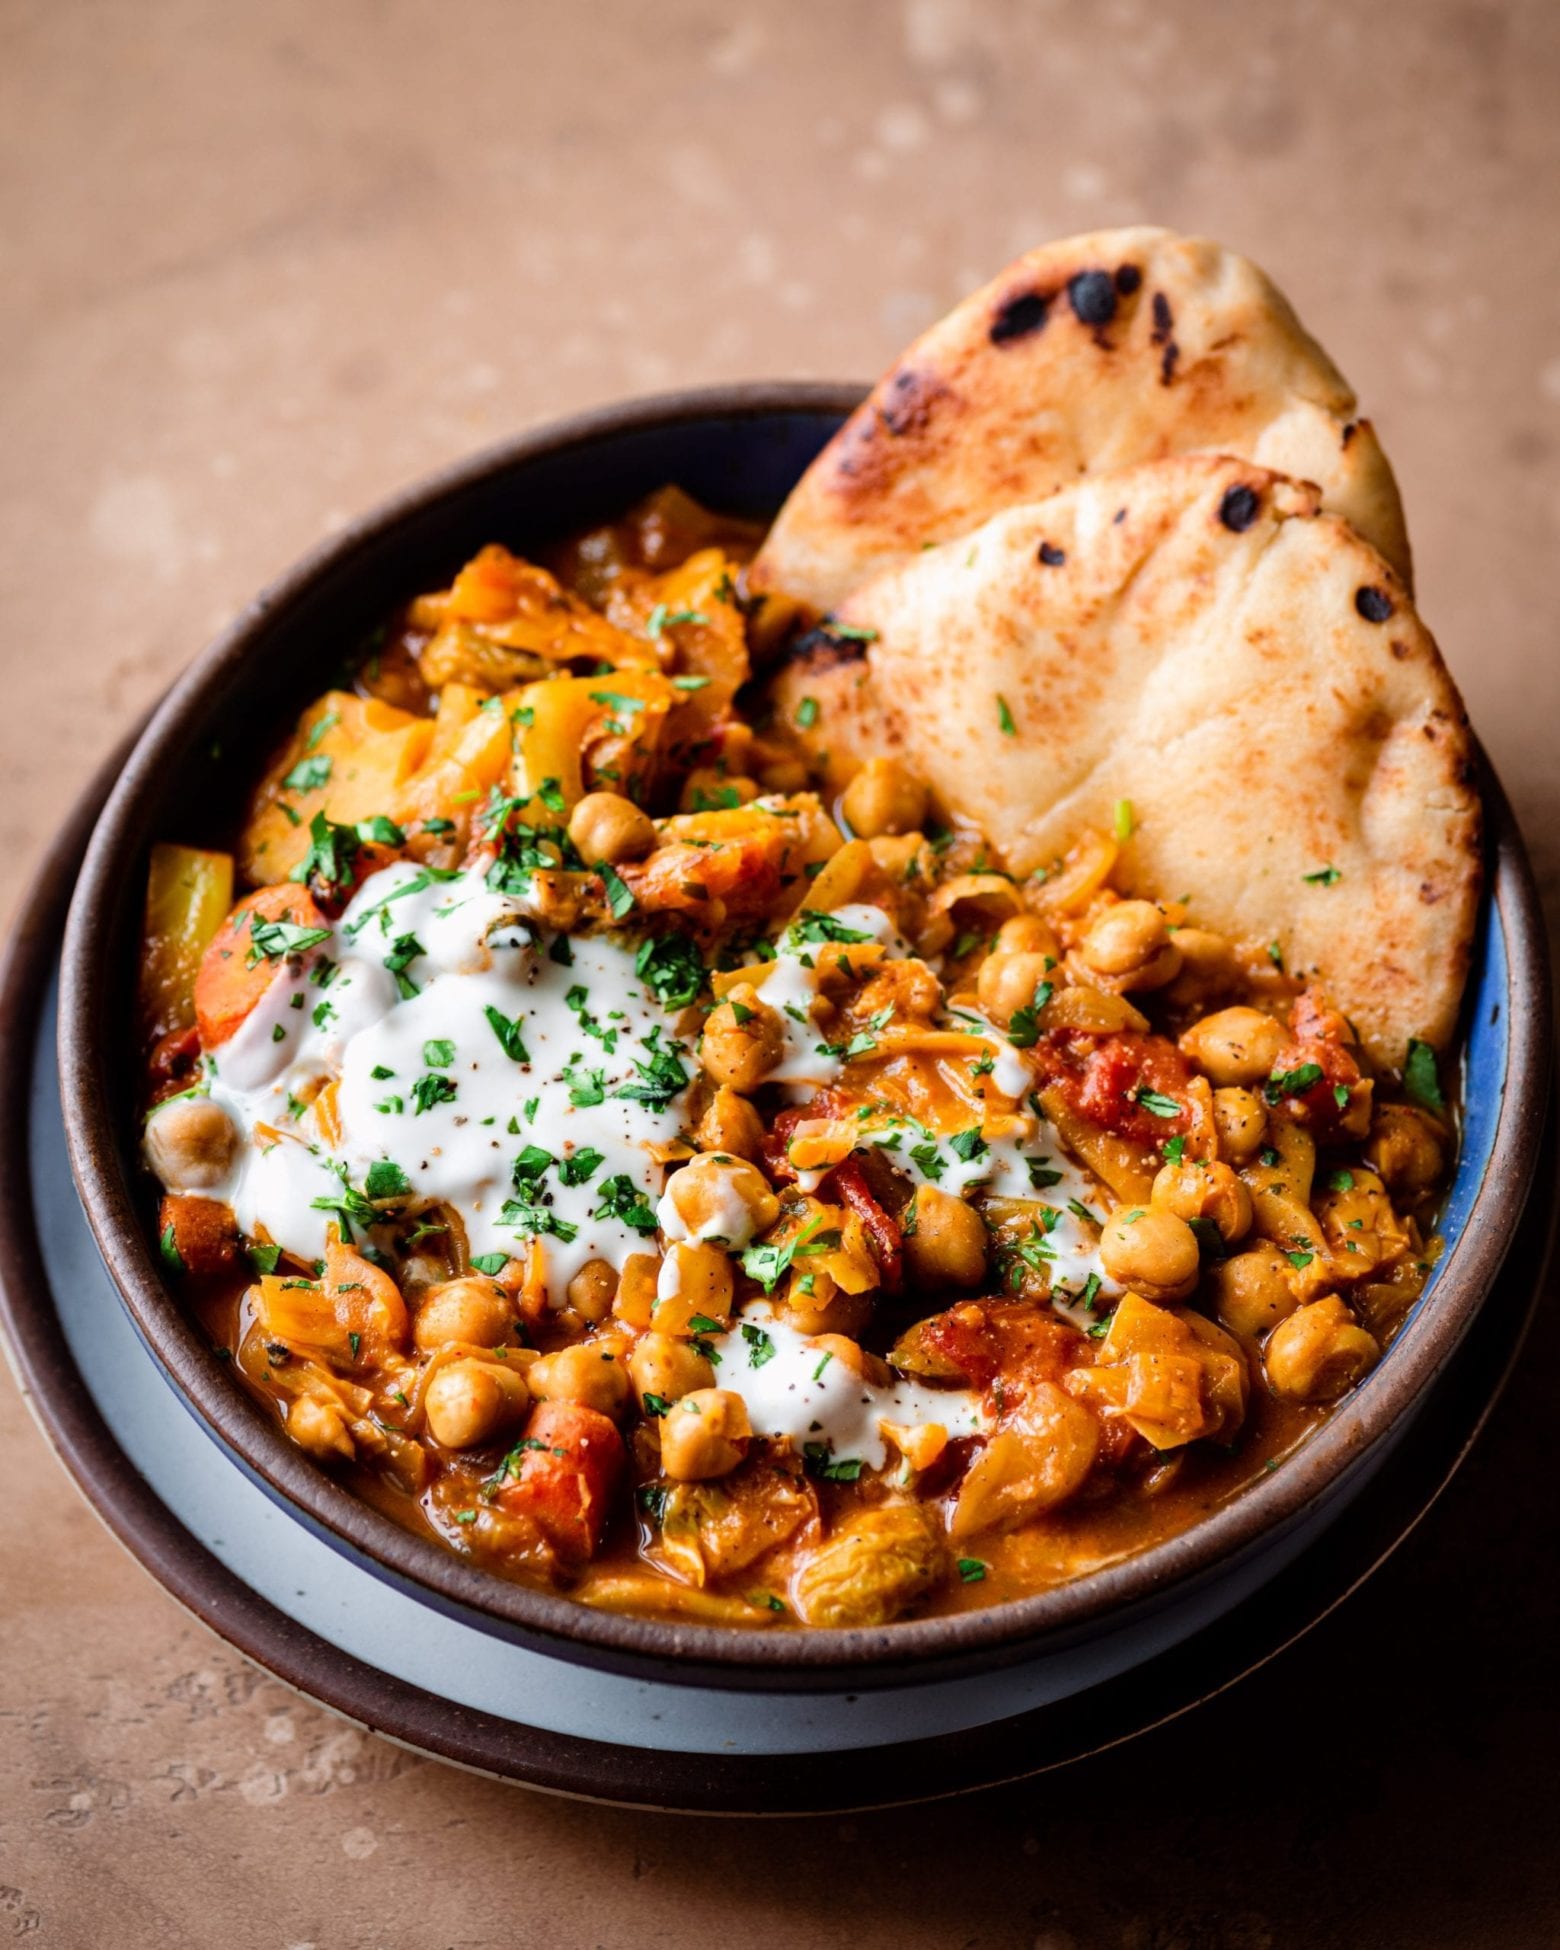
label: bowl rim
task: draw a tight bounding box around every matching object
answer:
[57,382,1554,1684]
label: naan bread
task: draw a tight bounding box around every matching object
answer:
[768,455,1477,1067]
[751,227,1411,617]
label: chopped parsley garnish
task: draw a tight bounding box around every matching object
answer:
[592,1174,660,1234]
[957,1558,987,1583]
[383,932,425,999]
[1006,981,1053,1047]
[1302,864,1342,885]
[500,1196,578,1244]
[996,694,1017,737]
[646,605,708,638]
[795,696,820,730]
[1026,1157,1064,1190]
[613,1028,689,1111]
[288,810,362,895]
[483,1004,530,1064]
[948,1127,988,1163]
[597,860,636,920]
[357,814,406,846]
[364,1160,411,1200]
[1264,1062,1324,1105]
[802,1442,863,1483]
[565,1061,606,1107]
[282,754,333,794]
[635,932,705,1009]
[1132,1088,1182,1119]
[246,916,332,964]
[470,1254,510,1277]
[741,1323,776,1368]
[1326,1168,1356,1192]
[788,911,874,946]
[422,1038,456,1069]
[740,1218,841,1293]
[158,1223,184,1275]
[411,1073,458,1115]
[559,1147,605,1187]
[1403,1038,1444,1112]
[246,1242,282,1277]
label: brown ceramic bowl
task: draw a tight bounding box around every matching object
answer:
[56,386,1552,1704]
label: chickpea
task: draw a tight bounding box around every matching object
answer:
[526,1341,631,1416]
[758,756,811,795]
[1212,1086,1268,1164]
[841,757,928,839]
[1162,928,1238,1011]
[995,913,1061,961]
[699,987,784,1092]
[782,1279,873,1339]
[1151,1158,1253,1245]
[567,790,657,866]
[657,1388,752,1481]
[1078,901,1182,992]
[680,768,760,812]
[424,1357,530,1449]
[660,1152,779,1249]
[1179,1007,1286,1087]
[413,1277,515,1352]
[1211,1240,1300,1338]
[867,833,927,883]
[628,1331,714,1407]
[1366,1104,1448,1199]
[143,1095,239,1192]
[1265,1296,1380,1401]
[693,1086,766,1163]
[566,1258,618,1324]
[977,950,1057,1028]
[1098,1204,1200,1304]
[903,1186,989,1291]
[288,1393,355,1461]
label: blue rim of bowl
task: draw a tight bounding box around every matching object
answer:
[54,384,1555,1687]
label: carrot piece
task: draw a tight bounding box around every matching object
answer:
[193,884,329,1048]
[496,1401,626,1561]
[158,1193,239,1278]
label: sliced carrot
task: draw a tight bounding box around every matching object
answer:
[496,1401,626,1562]
[193,884,329,1048]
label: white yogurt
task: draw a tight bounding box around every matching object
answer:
[711,1302,986,1473]
[182,860,690,1300]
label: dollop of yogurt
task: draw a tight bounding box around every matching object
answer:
[181,859,693,1301]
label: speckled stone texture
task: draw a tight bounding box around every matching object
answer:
[3,1,1559,1944]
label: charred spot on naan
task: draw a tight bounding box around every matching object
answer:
[750,226,1411,617]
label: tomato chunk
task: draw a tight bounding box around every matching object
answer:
[823,1157,903,1292]
[1036,1029,1194,1144]
[193,884,329,1048]
[495,1401,626,1562]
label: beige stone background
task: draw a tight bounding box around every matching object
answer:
[3,0,1560,1943]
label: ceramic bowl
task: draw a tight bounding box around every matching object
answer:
[55,385,1553,1717]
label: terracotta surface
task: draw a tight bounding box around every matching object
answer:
[3,1,1558,1943]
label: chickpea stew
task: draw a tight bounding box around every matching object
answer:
[138,486,1457,1631]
